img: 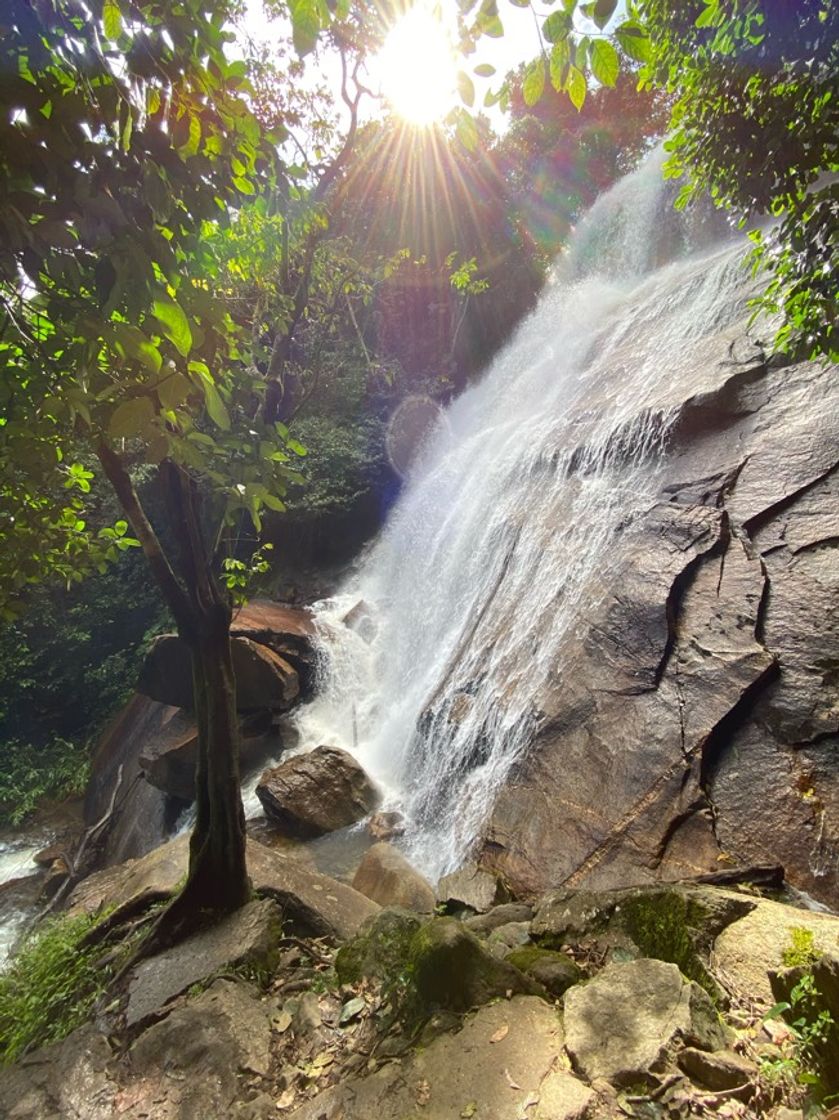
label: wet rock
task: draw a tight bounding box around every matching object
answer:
[437,861,506,912]
[408,917,542,1015]
[138,633,299,712]
[139,718,282,802]
[563,958,727,1086]
[125,899,281,1027]
[367,810,404,841]
[479,360,839,909]
[506,946,583,998]
[256,746,380,839]
[351,842,436,912]
[285,996,593,1120]
[677,1046,757,1092]
[232,599,316,690]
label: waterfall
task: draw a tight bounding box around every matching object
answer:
[292,150,761,883]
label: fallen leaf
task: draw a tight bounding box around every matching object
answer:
[489,1023,509,1043]
[339,996,366,1025]
[275,1087,296,1110]
[504,1069,521,1090]
[460,1103,478,1118]
[272,1009,293,1033]
[416,1079,431,1106]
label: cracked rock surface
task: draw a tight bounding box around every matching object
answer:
[481,357,839,907]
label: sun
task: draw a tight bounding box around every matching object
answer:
[375,4,458,126]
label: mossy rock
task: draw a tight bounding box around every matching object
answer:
[532,884,754,1002]
[506,946,583,998]
[334,907,423,986]
[406,917,542,1016]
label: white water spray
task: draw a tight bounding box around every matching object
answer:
[292,151,761,882]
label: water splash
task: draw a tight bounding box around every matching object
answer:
[292,152,758,882]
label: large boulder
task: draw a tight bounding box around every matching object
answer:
[124,899,281,1027]
[138,633,299,712]
[479,358,839,909]
[232,599,316,692]
[256,745,380,838]
[84,693,186,868]
[406,917,542,1015]
[563,958,727,1086]
[712,896,839,1008]
[285,997,593,1120]
[68,833,379,941]
[351,842,436,912]
[138,716,282,802]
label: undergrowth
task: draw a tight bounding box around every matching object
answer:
[0,910,118,1063]
[0,737,90,827]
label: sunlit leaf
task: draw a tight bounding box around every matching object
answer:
[522,58,546,106]
[103,0,122,40]
[457,71,475,107]
[567,63,587,109]
[589,39,619,86]
[153,297,192,357]
[202,381,230,430]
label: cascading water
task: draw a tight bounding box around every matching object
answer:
[291,149,763,883]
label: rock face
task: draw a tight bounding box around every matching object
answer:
[480,357,839,908]
[351,842,436,912]
[138,633,299,711]
[286,997,593,1120]
[563,958,727,1085]
[257,746,380,838]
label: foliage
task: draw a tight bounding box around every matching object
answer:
[639,0,838,361]
[0,911,114,1062]
[780,926,822,970]
[0,736,90,827]
[762,972,836,1100]
[286,415,386,516]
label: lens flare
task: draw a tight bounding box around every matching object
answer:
[375,5,457,126]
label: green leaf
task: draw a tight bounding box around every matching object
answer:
[615,21,652,63]
[202,381,230,430]
[567,64,587,110]
[108,397,155,440]
[457,71,475,107]
[474,63,495,77]
[263,493,287,512]
[581,0,617,29]
[589,39,619,86]
[289,0,321,56]
[550,40,571,90]
[103,0,122,40]
[455,110,479,152]
[543,11,572,42]
[112,325,162,375]
[153,297,192,357]
[522,58,546,106]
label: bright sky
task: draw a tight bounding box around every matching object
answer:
[242,0,544,134]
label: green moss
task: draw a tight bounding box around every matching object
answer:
[334,908,423,986]
[619,891,719,1000]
